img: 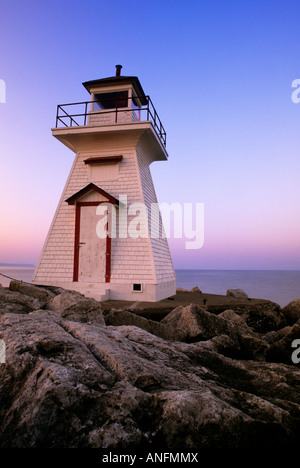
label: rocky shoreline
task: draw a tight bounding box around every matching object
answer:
[0,280,299,448]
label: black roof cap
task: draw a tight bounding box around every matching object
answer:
[82,66,147,105]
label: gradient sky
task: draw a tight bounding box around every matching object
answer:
[1,0,300,269]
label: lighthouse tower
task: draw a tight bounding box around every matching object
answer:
[32,66,176,302]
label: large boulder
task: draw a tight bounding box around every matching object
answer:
[47,290,105,324]
[0,287,41,315]
[266,321,300,364]
[219,309,270,361]
[176,286,202,293]
[161,304,238,342]
[0,311,299,448]
[282,299,300,325]
[161,304,269,361]
[190,286,202,293]
[105,308,185,341]
[226,289,248,298]
[223,301,286,334]
[9,280,55,307]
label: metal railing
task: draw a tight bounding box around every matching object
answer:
[55,96,167,147]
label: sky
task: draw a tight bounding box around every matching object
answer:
[1,0,300,270]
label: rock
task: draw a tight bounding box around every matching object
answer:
[219,309,270,361]
[0,288,41,315]
[176,286,202,293]
[190,286,202,293]
[282,299,300,325]
[47,290,105,324]
[0,285,300,448]
[0,311,299,448]
[161,304,238,342]
[263,326,292,345]
[105,308,185,341]
[220,301,286,334]
[161,304,269,361]
[243,302,286,333]
[9,280,55,307]
[266,321,300,364]
[226,289,248,298]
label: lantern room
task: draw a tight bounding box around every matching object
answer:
[83,65,148,126]
[54,65,167,153]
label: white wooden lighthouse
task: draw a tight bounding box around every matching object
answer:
[32,66,176,302]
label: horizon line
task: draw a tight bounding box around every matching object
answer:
[0,263,300,272]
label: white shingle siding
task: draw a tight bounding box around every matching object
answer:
[136,138,176,283]
[33,129,176,300]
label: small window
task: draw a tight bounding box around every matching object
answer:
[132,283,142,292]
[94,91,128,110]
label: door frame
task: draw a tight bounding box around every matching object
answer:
[73,201,112,283]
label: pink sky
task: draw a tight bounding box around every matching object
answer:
[1,0,300,270]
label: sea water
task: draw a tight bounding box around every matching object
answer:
[176,270,300,308]
[0,267,299,308]
[0,267,35,288]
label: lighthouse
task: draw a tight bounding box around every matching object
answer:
[32,66,176,302]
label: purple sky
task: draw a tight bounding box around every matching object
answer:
[1,0,300,270]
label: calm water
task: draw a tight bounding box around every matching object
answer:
[176,270,300,308]
[0,267,299,308]
[0,267,35,288]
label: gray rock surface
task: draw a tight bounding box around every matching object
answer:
[105,308,185,341]
[0,283,299,448]
[266,320,300,363]
[9,280,55,307]
[282,299,300,325]
[208,301,286,334]
[47,290,105,324]
[227,288,248,298]
[0,287,41,315]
